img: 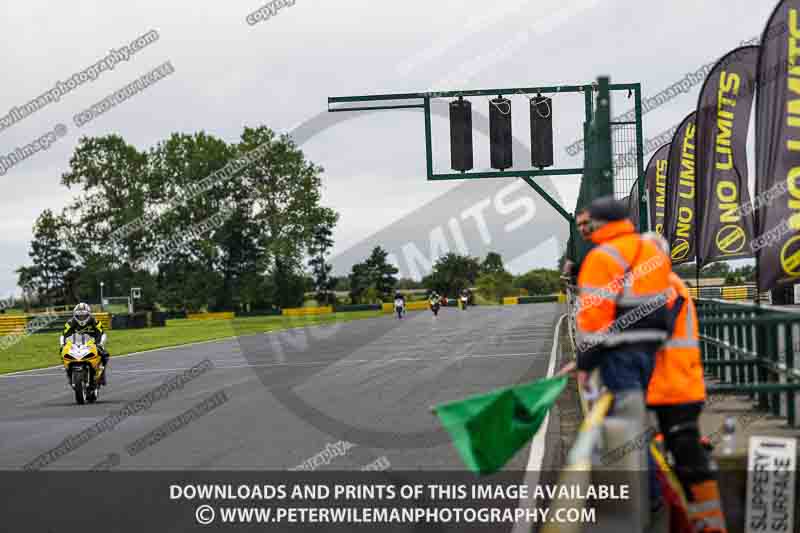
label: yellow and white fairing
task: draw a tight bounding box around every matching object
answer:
[61,333,103,375]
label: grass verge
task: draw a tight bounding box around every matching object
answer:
[0,311,383,375]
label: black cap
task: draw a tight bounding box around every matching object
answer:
[587,195,629,222]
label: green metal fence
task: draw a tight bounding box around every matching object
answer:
[697,298,800,427]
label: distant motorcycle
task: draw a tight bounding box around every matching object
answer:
[394,298,405,319]
[459,294,469,310]
[429,297,440,316]
[61,333,105,404]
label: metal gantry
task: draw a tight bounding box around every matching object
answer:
[328,79,648,229]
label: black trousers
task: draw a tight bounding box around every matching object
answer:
[651,402,713,498]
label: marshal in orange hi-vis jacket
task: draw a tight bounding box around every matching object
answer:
[647,272,706,406]
[576,216,673,371]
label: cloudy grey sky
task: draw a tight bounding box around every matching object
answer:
[0,0,775,297]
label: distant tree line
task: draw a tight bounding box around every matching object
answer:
[672,262,756,285]
[339,249,562,305]
[15,125,563,312]
[17,127,337,312]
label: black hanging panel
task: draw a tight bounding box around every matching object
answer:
[449,98,473,172]
[489,97,512,170]
[530,96,554,168]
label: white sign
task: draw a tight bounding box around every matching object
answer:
[795,284,800,306]
[746,436,796,533]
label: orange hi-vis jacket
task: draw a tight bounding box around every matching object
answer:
[576,219,673,371]
[647,272,706,406]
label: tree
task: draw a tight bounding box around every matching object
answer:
[514,268,561,295]
[15,266,39,310]
[22,126,338,312]
[732,264,756,282]
[365,246,398,299]
[348,262,371,304]
[61,135,150,269]
[476,271,514,303]
[423,253,481,296]
[271,257,306,309]
[19,210,77,305]
[700,261,731,277]
[724,273,743,285]
[346,246,398,304]
[308,210,339,305]
[332,276,350,292]
[480,252,505,275]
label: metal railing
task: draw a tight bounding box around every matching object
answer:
[697,298,800,427]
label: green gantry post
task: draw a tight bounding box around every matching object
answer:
[633,83,648,232]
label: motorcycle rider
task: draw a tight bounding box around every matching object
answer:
[429,291,441,316]
[61,303,110,385]
[394,292,406,319]
[459,288,470,310]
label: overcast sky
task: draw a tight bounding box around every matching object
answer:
[0,0,776,297]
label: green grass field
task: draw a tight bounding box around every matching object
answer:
[0,311,383,375]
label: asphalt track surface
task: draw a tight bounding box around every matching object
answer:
[0,304,564,472]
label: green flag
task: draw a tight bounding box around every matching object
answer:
[433,375,567,475]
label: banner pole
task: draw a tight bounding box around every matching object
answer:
[695,263,700,299]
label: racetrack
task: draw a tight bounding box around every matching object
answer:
[0,304,565,472]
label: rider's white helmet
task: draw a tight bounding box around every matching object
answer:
[73,302,92,326]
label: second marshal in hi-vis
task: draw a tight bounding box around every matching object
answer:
[755,0,800,290]
[645,144,670,236]
[695,46,758,266]
[664,112,697,265]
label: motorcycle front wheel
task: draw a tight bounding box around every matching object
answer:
[73,368,86,405]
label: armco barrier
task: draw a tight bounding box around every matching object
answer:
[720,286,748,301]
[381,301,431,313]
[0,312,112,335]
[187,312,235,321]
[282,306,333,317]
[234,309,282,317]
[502,295,560,305]
[686,284,770,302]
[0,316,27,335]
